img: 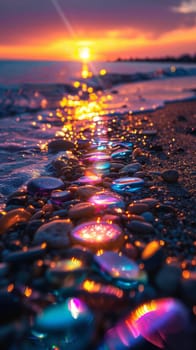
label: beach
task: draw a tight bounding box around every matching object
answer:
[0,73,196,349]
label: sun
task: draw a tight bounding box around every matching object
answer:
[79,47,91,61]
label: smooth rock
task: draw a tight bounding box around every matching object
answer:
[0,208,31,235]
[137,197,159,209]
[141,211,155,223]
[128,203,149,215]
[94,251,146,289]
[111,177,144,194]
[68,202,95,220]
[75,185,100,200]
[110,162,124,170]
[100,298,189,350]
[33,219,72,248]
[120,162,141,175]
[50,190,72,204]
[71,221,124,251]
[127,220,155,235]
[111,148,132,159]
[5,245,47,263]
[34,298,94,350]
[27,176,64,194]
[161,170,179,183]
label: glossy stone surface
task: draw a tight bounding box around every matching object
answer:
[70,221,124,251]
[89,191,125,210]
[111,148,132,159]
[83,152,110,163]
[27,176,64,194]
[94,251,145,289]
[33,298,94,350]
[74,175,102,185]
[0,208,31,235]
[33,219,72,248]
[100,298,189,349]
[111,177,144,194]
[50,190,71,204]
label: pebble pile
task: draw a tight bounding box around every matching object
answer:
[0,102,195,350]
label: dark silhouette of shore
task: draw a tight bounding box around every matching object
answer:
[115,53,196,64]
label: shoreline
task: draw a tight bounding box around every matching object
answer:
[0,96,196,348]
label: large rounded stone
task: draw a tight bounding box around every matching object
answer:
[33,219,72,248]
[27,176,64,194]
[0,208,31,235]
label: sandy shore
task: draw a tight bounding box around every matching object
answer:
[134,99,196,211]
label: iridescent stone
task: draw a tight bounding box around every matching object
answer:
[50,190,71,204]
[33,298,94,350]
[47,258,88,287]
[74,175,102,185]
[100,298,189,349]
[118,141,133,149]
[111,148,132,159]
[111,177,144,194]
[70,221,124,251]
[94,251,146,289]
[78,278,125,311]
[83,152,110,164]
[0,208,31,235]
[89,191,125,211]
[27,176,64,194]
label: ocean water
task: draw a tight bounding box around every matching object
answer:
[0,60,196,205]
[0,60,196,85]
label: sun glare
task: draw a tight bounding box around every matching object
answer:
[79,47,90,61]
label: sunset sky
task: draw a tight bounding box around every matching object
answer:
[0,0,196,61]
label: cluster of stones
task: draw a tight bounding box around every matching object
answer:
[0,111,195,350]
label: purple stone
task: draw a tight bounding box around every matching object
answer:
[27,176,64,194]
[100,298,189,349]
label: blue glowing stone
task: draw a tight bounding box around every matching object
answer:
[111,177,144,194]
[33,298,94,350]
[111,148,132,159]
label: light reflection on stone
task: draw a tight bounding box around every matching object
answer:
[89,191,125,210]
[94,251,145,289]
[111,177,144,194]
[100,298,189,349]
[70,221,124,251]
[33,298,94,350]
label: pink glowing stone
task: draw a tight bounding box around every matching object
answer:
[71,221,124,251]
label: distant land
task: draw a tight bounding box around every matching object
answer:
[114,53,196,64]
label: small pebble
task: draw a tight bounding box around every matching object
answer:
[127,220,155,235]
[161,169,179,183]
